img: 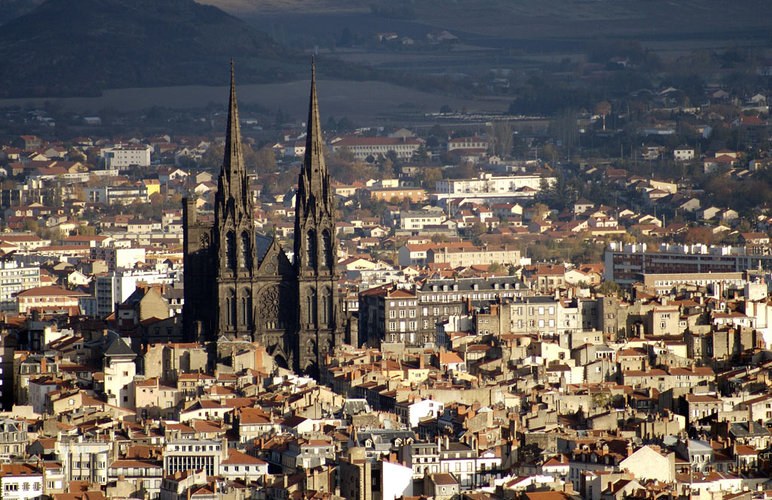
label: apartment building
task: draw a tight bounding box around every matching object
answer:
[399,210,446,230]
[100,144,152,168]
[433,173,555,204]
[428,245,521,268]
[360,287,420,345]
[0,257,40,311]
[416,277,527,344]
[163,439,226,477]
[605,242,772,287]
[329,136,423,160]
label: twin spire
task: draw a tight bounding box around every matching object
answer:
[219,60,328,225]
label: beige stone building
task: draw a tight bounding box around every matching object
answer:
[428,245,520,268]
[143,342,207,384]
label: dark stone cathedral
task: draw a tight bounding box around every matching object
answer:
[182,64,343,375]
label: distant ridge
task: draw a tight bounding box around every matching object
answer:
[0,0,307,97]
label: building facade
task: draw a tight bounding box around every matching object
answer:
[183,65,343,374]
[605,242,772,288]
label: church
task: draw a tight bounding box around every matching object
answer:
[182,63,343,376]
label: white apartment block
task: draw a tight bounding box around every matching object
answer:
[673,147,695,161]
[400,210,446,230]
[0,259,40,311]
[1,466,43,500]
[100,144,152,168]
[434,173,555,203]
[90,247,146,271]
[329,136,423,160]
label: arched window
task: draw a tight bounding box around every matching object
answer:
[240,232,251,269]
[306,230,317,270]
[321,230,332,268]
[306,288,317,327]
[321,288,331,325]
[226,232,236,271]
[240,289,252,326]
[226,289,236,327]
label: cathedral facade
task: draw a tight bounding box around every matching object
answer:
[182,64,343,375]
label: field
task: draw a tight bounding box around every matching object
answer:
[0,79,512,122]
[203,0,772,46]
[210,0,771,87]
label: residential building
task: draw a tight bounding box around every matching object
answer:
[433,173,555,204]
[0,257,40,311]
[605,242,772,287]
[163,439,226,477]
[330,136,423,160]
[100,144,152,168]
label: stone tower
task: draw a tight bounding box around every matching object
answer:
[293,62,342,376]
[213,62,257,339]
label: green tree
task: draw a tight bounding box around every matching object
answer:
[596,280,622,298]
[420,167,443,189]
[488,262,504,274]
[411,145,429,163]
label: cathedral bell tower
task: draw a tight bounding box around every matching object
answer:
[293,61,341,375]
[213,62,256,340]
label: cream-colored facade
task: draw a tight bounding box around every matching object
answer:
[428,246,520,267]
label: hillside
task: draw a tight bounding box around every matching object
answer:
[0,0,306,97]
[204,0,772,43]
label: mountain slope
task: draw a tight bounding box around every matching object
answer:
[0,0,304,97]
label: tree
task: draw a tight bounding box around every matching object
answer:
[488,262,505,274]
[469,222,487,244]
[420,167,442,189]
[596,280,622,298]
[489,121,514,158]
[78,225,97,236]
[679,226,714,245]
[411,145,429,163]
[200,143,225,171]
[548,110,580,152]
[595,100,611,131]
[252,146,278,175]
[530,202,550,221]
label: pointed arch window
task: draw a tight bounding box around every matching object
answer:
[321,287,332,325]
[321,230,332,269]
[226,232,237,271]
[306,288,317,327]
[306,230,317,270]
[240,288,252,326]
[226,288,236,327]
[240,231,251,269]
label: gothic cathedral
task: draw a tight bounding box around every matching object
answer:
[182,63,343,376]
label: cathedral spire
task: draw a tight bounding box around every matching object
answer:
[216,60,251,224]
[301,58,328,200]
[224,59,244,184]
